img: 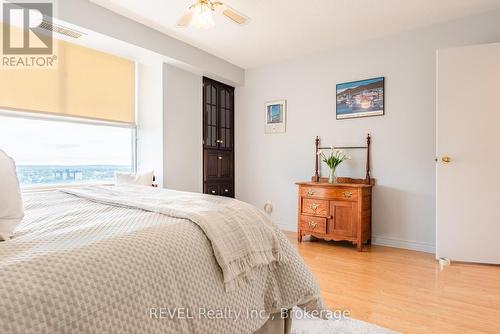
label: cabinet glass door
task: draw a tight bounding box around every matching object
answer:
[218,87,233,150]
[204,82,218,148]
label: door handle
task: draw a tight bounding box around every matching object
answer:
[441,156,452,163]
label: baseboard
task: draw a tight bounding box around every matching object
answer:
[371,235,435,254]
[276,222,435,254]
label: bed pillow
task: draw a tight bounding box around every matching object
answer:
[0,150,24,241]
[115,171,154,187]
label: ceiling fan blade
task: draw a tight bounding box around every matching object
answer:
[177,10,194,27]
[221,5,248,25]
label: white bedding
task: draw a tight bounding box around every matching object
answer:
[62,185,284,291]
[0,187,323,334]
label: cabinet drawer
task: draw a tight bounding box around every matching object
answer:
[206,184,219,196]
[300,187,358,201]
[300,215,327,234]
[219,183,233,197]
[301,198,328,217]
[205,183,234,198]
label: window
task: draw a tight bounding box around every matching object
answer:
[0,113,135,187]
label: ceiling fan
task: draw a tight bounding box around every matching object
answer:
[177,0,249,29]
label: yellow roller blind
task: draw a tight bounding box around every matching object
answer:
[0,28,135,124]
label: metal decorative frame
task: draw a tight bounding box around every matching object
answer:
[314,134,371,184]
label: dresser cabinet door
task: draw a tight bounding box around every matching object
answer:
[204,150,234,179]
[329,201,357,237]
[219,151,233,178]
[204,150,220,179]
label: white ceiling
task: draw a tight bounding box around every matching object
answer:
[89,0,500,69]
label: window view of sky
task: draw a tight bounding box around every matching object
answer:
[0,114,133,166]
[0,114,134,186]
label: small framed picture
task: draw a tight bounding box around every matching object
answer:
[336,77,385,120]
[265,100,286,133]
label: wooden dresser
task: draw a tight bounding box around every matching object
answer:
[296,178,373,251]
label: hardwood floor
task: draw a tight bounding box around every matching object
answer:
[285,232,500,334]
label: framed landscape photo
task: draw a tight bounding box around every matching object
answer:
[265,99,286,133]
[336,77,385,120]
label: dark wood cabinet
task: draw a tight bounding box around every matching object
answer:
[203,77,234,197]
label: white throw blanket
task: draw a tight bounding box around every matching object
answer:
[62,185,284,291]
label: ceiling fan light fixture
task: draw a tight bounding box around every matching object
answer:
[177,0,248,29]
[190,3,215,29]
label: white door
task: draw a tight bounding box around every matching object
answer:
[436,43,500,264]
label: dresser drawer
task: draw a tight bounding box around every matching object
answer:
[301,186,358,201]
[301,198,328,217]
[300,215,327,234]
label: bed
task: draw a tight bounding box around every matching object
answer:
[0,185,323,334]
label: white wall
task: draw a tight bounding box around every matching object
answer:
[136,62,164,186]
[235,10,500,253]
[137,62,203,192]
[163,64,203,192]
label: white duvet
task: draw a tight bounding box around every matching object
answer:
[0,187,323,334]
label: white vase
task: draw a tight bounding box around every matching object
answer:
[328,167,337,184]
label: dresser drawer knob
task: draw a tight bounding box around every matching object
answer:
[343,191,353,199]
[218,156,223,160]
[224,189,229,192]
[306,189,315,196]
[211,190,216,194]
[308,221,318,229]
[310,203,319,211]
